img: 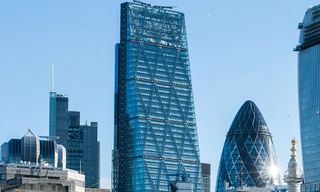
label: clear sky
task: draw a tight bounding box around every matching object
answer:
[0,0,319,190]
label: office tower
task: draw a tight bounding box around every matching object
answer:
[48,68,100,187]
[67,111,100,188]
[49,91,69,147]
[201,163,211,192]
[0,129,65,168]
[66,111,81,171]
[81,122,100,188]
[295,5,320,192]
[215,101,278,192]
[112,1,202,191]
[49,99,100,188]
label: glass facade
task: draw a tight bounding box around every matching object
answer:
[49,92,69,147]
[67,111,82,172]
[0,130,64,168]
[201,163,211,192]
[296,5,320,190]
[82,122,100,188]
[67,111,100,188]
[1,143,9,163]
[216,101,278,192]
[8,139,21,163]
[21,129,40,163]
[49,92,100,188]
[112,2,202,191]
[40,140,56,167]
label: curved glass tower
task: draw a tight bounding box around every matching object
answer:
[112,1,202,191]
[215,101,278,192]
[296,5,320,191]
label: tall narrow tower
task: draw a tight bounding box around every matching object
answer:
[112,1,202,191]
[295,5,320,191]
[48,66,100,188]
[49,64,69,147]
[284,138,303,192]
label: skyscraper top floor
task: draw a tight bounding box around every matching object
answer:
[120,1,188,49]
[124,1,182,16]
[295,4,320,51]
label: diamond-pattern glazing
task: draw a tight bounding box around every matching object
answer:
[112,2,202,192]
[216,101,278,192]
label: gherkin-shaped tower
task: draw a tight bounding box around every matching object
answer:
[216,100,278,192]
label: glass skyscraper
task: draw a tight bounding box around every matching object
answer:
[216,101,278,192]
[112,1,202,191]
[295,5,320,192]
[49,91,69,147]
[67,111,100,188]
[49,92,100,188]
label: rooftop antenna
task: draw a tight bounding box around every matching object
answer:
[51,64,55,92]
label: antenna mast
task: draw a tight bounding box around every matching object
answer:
[51,64,55,92]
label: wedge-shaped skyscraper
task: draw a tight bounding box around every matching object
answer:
[216,101,278,192]
[112,1,202,191]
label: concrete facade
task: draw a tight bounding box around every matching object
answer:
[0,163,85,192]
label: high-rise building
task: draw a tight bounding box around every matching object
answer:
[295,5,320,192]
[67,111,100,188]
[0,129,66,169]
[112,1,202,191]
[49,91,69,147]
[67,111,81,171]
[82,122,100,188]
[215,101,278,192]
[201,163,211,192]
[49,93,100,187]
[48,67,100,188]
[51,104,100,188]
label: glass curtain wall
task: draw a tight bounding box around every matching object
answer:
[113,2,202,192]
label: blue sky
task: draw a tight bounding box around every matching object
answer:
[0,0,319,190]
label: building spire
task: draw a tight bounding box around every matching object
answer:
[284,137,303,192]
[51,64,55,92]
[291,137,297,157]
